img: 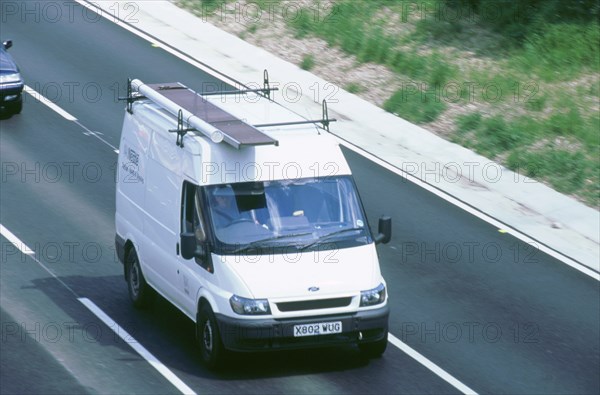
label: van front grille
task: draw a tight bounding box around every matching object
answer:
[276,297,352,312]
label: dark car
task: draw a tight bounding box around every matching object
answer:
[0,40,24,116]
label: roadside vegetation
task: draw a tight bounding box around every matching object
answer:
[179,0,599,207]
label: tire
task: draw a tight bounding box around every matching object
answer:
[126,248,152,308]
[359,331,388,359]
[12,99,22,115]
[197,304,226,369]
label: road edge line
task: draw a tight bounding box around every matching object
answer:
[388,334,478,395]
[78,297,197,395]
[74,1,598,280]
[337,137,600,281]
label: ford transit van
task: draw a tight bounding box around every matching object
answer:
[115,77,392,368]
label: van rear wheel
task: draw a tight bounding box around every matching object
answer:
[126,248,152,308]
[197,304,225,369]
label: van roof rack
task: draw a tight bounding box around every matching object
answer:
[119,71,336,149]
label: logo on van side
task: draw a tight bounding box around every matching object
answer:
[128,148,139,166]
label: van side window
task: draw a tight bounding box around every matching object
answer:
[182,181,206,244]
[182,181,212,271]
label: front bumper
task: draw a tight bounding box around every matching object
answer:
[0,84,23,107]
[215,305,389,352]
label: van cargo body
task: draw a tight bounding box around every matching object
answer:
[115,79,391,367]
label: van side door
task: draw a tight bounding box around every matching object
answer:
[178,181,212,317]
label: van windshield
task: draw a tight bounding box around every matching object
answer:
[203,176,372,254]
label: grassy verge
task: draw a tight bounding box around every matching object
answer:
[285,0,600,207]
[181,0,599,207]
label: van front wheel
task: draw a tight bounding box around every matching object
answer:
[126,248,152,308]
[197,305,225,369]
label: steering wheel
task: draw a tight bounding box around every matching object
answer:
[229,218,254,225]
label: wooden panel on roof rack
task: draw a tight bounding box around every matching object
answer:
[146,83,277,148]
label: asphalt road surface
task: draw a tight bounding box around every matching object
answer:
[1,2,598,394]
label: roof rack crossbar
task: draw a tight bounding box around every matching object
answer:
[254,118,337,129]
[254,100,336,132]
[201,87,279,97]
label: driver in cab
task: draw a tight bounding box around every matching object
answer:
[209,186,256,230]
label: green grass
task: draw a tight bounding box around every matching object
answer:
[345,82,363,94]
[524,93,547,112]
[456,112,482,131]
[289,1,456,85]
[453,113,539,157]
[179,0,600,206]
[506,146,595,196]
[511,23,600,82]
[300,54,315,71]
[384,87,447,123]
[412,18,464,44]
[454,109,599,204]
[590,80,600,96]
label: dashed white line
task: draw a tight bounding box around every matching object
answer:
[1,224,77,296]
[388,334,478,395]
[0,224,35,255]
[0,224,196,395]
[23,85,118,151]
[79,298,197,395]
[24,85,77,121]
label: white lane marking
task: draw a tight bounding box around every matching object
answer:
[73,119,118,150]
[0,224,196,395]
[0,224,35,255]
[337,137,600,281]
[78,298,197,395]
[23,85,118,151]
[74,0,241,88]
[388,334,478,395]
[0,224,77,297]
[24,85,77,121]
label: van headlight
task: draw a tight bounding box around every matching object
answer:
[360,283,386,306]
[0,72,22,84]
[230,294,271,315]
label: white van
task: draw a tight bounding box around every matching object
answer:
[115,77,392,368]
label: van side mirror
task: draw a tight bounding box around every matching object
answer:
[2,40,12,50]
[181,232,207,260]
[181,232,197,260]
[374,216,392,244]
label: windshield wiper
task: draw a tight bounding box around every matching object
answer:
[230,232,313,254]
[299,227,365,251]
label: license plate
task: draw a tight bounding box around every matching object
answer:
[293,321,342,337]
